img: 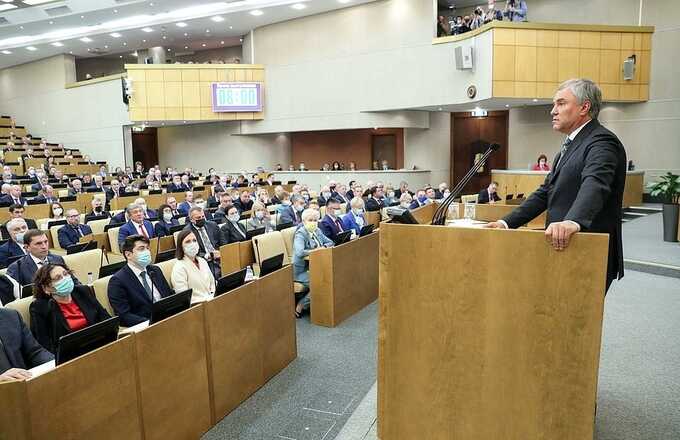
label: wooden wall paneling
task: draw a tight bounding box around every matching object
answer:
[558,31,580,48]
[557,48,580,82]
[536,47,558,82]
[493,45,516,81]
[579,49,601,81]
[515,46,537,82]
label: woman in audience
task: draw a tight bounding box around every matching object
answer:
[154,204,180,237]
[292,209,333,317]
[29,263,111,353]
[49,202,65,220]
[221,206,248,242]
[331,161,341,171]
[400,193,414,209]
[348,161,357,171]
[171,229,216,304]
[532,154,551,171]
[342,197,367,235]
[248,201,274,233]
[257,188,271,206]
[384,185,398,206]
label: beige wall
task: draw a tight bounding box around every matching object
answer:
[404,112,452,186]
[174,46,243,64]
[156,121,291,172]
[508,0,680,183]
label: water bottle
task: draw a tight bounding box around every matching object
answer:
[87,272,94,284]
[246,266,254,280]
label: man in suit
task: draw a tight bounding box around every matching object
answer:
[233,190,254,213]
[478,181,502,204]
[105,179,125,201]
[365,186,386,212]
[278,194,304,225]
[486,79,626,292]
[34,185,59,204]
[0,185,27,206]
[84,197,110,223]
[0,218,28,268]
[332,184,351,206]
[165,196,186,217]
[212,193,234,224]
[180,174,193,190]
[178,191,194,215]
[317,186,332,207]
[185,206,227,276]
[435,182,449,199]
[57,209,93,249]
[134,197,157,220]
[0,308,54,381]
[319,198,345,242]
[6,230,75,286]
[90,175,105,192]
[110,210,127,224]
[1,204,37,240]
[31,175,49,193]
[118,203,155,246]
[68,178,84,196]
[107,235,174,327]
[167,175,187,193]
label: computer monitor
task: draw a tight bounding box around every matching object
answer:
[60,195,76,202]
[276,222,293,231]
[85,215,109,223]
[98,261,126,278]
[56,316,120,366]
[66,240,97,255]
[154,249,175,263]
[103,222,124,232]
[26,198,44,206]
[150,289,192,324]
[21,283,34,298]
[46,219,67,229]
[147,189,162,195]
[333,230,352,246]
[359,224,375,237]
[215,268,248,297]
[259,253,284,278]
[505,194,514,201]
[246,227,266,239]
[169,224,185,234]
[386,207,419,225]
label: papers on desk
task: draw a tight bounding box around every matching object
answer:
[446,218,488,229]
[28,360,56,379]
[118,320,150,335]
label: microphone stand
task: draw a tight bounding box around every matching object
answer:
[431,143,501,225]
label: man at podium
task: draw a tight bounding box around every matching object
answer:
[486,78,626,292]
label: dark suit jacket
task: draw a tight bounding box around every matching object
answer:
[29,285,110,354]
[67,188,84,197]
[478,189,501,204]
[30,183,47,192]
[220,220,248,243]
[118,220,155,246]
[0,275,17,306]
[142,209,158,220]
[104,188,126,201]
[57,224,93,249]
[394,189,414,199]
[0,195,27,206]
[7,253,68,286]
[178,201,191,215]
[278,205,300,225]
[33,195,59,205]
[107,264,173,327]
[0,308,54,373]
[0,240,25,269]
[184,221,227,257]
[233,198,253,213]
[319,214,344,242]
[365,197,384,212]
[111,211,126,224]
[154,219,179,237]
[501,119,626,288]
[167,183,190,193]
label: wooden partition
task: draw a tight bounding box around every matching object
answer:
[109,188,209,211]
[310,232,379,327]
[219,241,255,276]
[378,223,609,440]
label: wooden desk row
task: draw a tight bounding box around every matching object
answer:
[0,193,105,223]
[0,266,297,440]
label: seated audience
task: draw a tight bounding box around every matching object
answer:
[0,308,54,382]
[48,202,66,221]
[248,201,274,233]
[57,209,92,249]
[167,174,188,193]
[105,179,125,200]
[171,229,216,304]
[279,194,304,225]
[213,193,234,224]
[318,186,332,206]
[319,198,345,242]
[532,154,551,171]
[84,197,110,222]
[384,186,398,206]
[1,185,27,206]
[342,197,367,235]
[165,196,186,216]
[154,204,180,237]
[29,263,110,354]
[68,179,84,196]
[365,186,385,212]
[0,218,28,268]
[110,210,127,224]
[410,190,429,209]
[400,193,414,209]
[108,235,173,327]
[184,206,227,275]
[425,187,437,203]
[118,203,155,246]
[178,191,194,214]
[504,0,528,21]
[292,209,333,317]
[90,175,105,192]
[233,190,254,213]
[478,181,502,204]
[256,188,271,206]
[134,197,157,220]
[81,174,93,187]
[220,206,248,243]
[333,184,351,206]
[7,230,73,286]
[35,185,59,205]
[435,183,449,199]
[348,161,357,171]
[2,204,38,237]
[31,175,49,193]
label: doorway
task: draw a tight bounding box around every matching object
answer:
[451,111,508,195]
[372,134,397,170]
[132,127,159,169]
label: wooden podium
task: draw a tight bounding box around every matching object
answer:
[378,221,609,440]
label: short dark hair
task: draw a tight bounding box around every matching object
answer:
[8,204,24,213]
[158,204,170,216]
[22,230,45,246]
[370,186,380,197]
[121,234,150,259]
[326,197,341,207]
[537,154,548,163]
[33,263,74,299]
[175,229,194,260]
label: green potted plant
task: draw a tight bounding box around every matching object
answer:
[648,172,680,242]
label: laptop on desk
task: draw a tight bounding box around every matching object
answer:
[215,268,248,297]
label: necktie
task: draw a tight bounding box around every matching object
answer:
[140,271,153,300]
[76,226,83,237]
[138,223,148,238]
[554,138,573,169]
[311,233,322,248]
[199,228,215,253]
[335,218,343,232]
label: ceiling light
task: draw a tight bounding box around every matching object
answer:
[26,46,37,51]
[229,25,233,29]
[114,9,118,13]
[149,2,154,6]
[505,104,510,108]
[19,25,24,30]
[119,55,123,58]
[250,10,263,16]
[131,51,138,56]
[211,16,224,22]
[205,29,210,33]
[184,45,188,49]
[141,27,153,33]
[110,32,122,38]
[532,98,538,102]
[220,41,224,44]
[184,32,188,36]
[51,42,64,47]
[338,0,351,3]
[123,42,127,46]
[1,50,11,55]
[0,4,17,11]
[142,39,147,42]
[176,22,187,27]
[104,45,109,48]
[201,43,206,47]
[162,35,167,39]
[21,0,57,4]
[48,21,54,25]
[79,37,92,43]
[291,3,306,10]
[80,15,85,19]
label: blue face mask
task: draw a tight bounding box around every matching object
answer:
[136,249,152,267]
[15,232,25,244]
[418,195,428,203]
[53,275,74,297]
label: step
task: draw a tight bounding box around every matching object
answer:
[624,259,680,279]
[627,206,663,214]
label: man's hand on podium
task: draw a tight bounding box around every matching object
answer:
[545,221,580,251]
[483,221,507,229]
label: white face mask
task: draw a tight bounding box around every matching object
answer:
[255,211,265,220]
[228,214,240,223]
[334,209,343,217]
[183,241,200,258]
[196,202,206,209]
[53,207,63,216]
[163,212,173,222]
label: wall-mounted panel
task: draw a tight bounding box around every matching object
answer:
[125,64,265,122]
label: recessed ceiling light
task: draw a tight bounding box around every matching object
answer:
[149,2,154,6]
[184,45,188,49]
[19,25,24,30]
[338,0,351,3]
[211,16,224,22]
[142,39,147,42]
[1,50,12,55]
[162,35,167,39]
[532,98,538,102]
[114,9,118,13]
[80,15,85,19]
[123,42,127,46]
[141,27,153,33]
[505,104,510,108]
[26,46,37,51]
[438,107,443,111]
[201,43,206,47]
[167,48,171,51]
[205,29,210,33]
[51,42,64,47]
[119,55,123,58]
[184,32,188,36]
[176,22,187,28]
[79,37,92,43]
[220,41,225,45]
[69,51,73,54]
[48,21,54,25]
[104,45,109,48]
[291,3,306,10]
[250,9,263,16]
[0,3,17,11]
[229,25,233,29]
[22,0,57,4]
[110,32,122,38]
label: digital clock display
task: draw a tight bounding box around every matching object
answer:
[211,82,262,112]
